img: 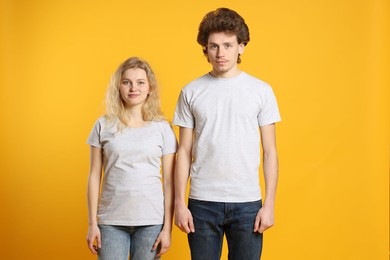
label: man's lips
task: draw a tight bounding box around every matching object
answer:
[216,60,227,65]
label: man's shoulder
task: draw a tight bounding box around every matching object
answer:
[181,73,210,92]
[241,72,270,88]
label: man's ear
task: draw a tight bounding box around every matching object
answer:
[238,43,245,55]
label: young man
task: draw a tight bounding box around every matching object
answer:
[173,8,281,260]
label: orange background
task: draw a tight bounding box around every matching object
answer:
[0,0,388,259]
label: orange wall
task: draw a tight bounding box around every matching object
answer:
[0,0,388,259]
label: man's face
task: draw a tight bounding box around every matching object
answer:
[206,31,244,78]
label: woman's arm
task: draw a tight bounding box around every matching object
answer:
[153,153,176,257]
[86,146,103,255]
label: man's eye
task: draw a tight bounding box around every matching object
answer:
[210,45,218,49]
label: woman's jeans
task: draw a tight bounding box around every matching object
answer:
[98,224,162,260]
[188,199,263,260]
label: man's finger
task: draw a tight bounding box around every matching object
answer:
[188,217,195,233]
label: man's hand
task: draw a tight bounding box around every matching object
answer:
[254,204,274,233]
[174,204,195,234]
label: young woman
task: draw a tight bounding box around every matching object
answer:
[86,57,177,260]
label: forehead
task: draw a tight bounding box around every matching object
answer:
[122,68,147,79]
[207,31,238,44]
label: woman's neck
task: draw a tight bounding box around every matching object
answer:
[124,107,147,128]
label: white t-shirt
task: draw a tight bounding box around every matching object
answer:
[87,117,177,226]
[173,72,281,202]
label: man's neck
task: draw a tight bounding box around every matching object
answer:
[210,68,241,78]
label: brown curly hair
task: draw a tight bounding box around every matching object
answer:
[197,8,250,63]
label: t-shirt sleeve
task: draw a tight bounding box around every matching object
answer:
[172,90,195,128]
[162,122,178,155]
[87,119,103,148]
[257,86,281,126]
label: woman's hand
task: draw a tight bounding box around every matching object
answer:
[152,228,171,257]
[86,224,101,255]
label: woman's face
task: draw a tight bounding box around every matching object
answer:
[119,68,151,108]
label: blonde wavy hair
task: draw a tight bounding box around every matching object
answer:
[105,57,165,127]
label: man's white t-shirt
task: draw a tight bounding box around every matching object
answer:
[173,72,281,202]
[87,117,177,226]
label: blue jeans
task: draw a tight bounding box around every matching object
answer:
[188,199,263,260]
[98,224,162,260]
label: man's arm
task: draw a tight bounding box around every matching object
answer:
[254,123,279,233]
[174,127,195,233]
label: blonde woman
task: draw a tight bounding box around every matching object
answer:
[86,57,177,260]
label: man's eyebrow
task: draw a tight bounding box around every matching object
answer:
[207,41,234,45]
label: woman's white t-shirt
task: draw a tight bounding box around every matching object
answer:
[87,117,177,226]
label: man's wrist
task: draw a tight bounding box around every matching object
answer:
[174,199,187,208]
[263,199,275,208]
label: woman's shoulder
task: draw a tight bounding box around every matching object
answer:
[152,119,171,127]
[90,115,119,132]
[151,120,175,131]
